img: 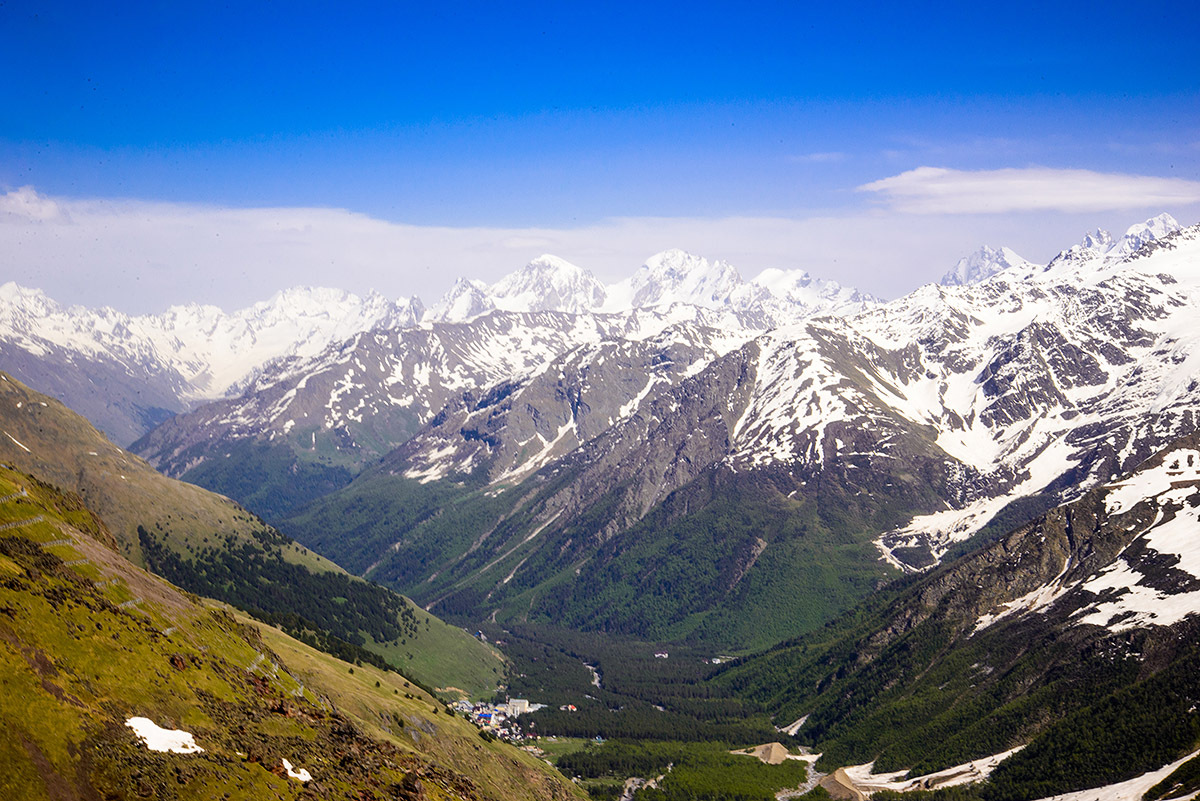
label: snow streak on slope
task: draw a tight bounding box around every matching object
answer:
[1031,750,1200,801]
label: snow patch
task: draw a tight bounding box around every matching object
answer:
[125,717,204,754]
[1106,449,1200,515]
[282,758,313,782]
[1074,500,1200,632]
[1030,749,1199,801]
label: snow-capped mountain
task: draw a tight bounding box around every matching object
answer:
[0,283,421,443]
[427,249,876,325]
[605,249,753,310]
[489,254,607,314]
[939,245,1035,286]
[734,214,1200,569]
[424,278,496,323]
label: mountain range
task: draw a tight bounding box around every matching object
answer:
[6,214,1193,644]
[4,210,1200,800]
[0,249,871,447]
[117,212,1200,649]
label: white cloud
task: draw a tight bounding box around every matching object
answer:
[858,167,1200,214]
[1,186,1197,314]
[0,186,64,221]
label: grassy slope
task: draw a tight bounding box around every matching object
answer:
[245,616,574,801]
[0,372,504,697]
[366,610,506,701]
[0,464,580,801]
[0,371,325,571]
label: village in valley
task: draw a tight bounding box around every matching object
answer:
[451,697,551,742]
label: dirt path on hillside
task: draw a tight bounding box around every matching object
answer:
[819,768,867,801]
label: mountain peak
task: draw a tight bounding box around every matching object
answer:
[527,253,584,272]
[1112,212,1181,257]
[0,282,61,318]
[625,250,744,309]
[488,254,606,314]
[1081,228,1114,252]
[1047,212,1183,271]
[940,245,1034,286]
[425,277,496,323]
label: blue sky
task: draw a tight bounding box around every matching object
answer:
[2,1,1200,311]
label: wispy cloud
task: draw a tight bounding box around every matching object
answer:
[858,167,1200,214]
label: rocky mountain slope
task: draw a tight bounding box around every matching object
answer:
[715,431,1200,801]
[0,465,577,801]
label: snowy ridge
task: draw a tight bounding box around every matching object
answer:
[428,248,876,325]
[751,266,876,318]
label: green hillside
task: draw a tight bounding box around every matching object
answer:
[0,463,580,801]
[0,372,503,697]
